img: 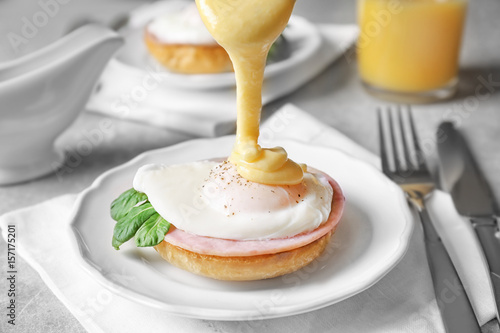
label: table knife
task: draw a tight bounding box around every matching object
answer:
[437,121,500,324]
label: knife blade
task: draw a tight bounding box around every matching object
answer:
[437,121,500,324]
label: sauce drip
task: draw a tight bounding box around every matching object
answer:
[196,0,303,185]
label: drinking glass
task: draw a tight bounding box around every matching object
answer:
[357,0,468,103]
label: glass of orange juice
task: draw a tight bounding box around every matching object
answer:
[357,0,468,103]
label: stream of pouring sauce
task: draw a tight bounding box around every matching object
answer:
[196,0,304,185]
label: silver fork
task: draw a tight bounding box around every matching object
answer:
[378,106,481,333]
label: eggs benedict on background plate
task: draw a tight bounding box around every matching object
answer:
[110,0,322,89]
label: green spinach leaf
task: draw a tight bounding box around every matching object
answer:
[135,213,171,247]
[110,188,148,221]
[113,202,156,246]
[112,236,123,251]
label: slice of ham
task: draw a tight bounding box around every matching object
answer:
[163,171,345,257]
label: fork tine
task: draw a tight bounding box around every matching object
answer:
[407,106,427,171]
[397,106,413,171]
[387,107,404,172]
[377,108,391,174]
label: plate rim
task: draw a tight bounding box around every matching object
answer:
[67,136,414,320]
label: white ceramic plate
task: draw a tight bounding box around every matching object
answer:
[114,0,321,90]
[68,137,413,320]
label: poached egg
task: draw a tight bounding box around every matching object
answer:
[147,3,217,45]
[133,160,333,241]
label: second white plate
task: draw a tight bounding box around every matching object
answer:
[114,0,322,90]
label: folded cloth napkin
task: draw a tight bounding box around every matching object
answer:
[0,104,495,332]
[85,17,358,137]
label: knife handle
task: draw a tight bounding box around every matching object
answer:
[420,207,481,333]
[472,217,500,320]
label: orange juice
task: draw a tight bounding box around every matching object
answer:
[358,0,467,95]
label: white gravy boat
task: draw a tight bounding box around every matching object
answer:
[0,24,123,185]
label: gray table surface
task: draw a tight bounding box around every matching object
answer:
[1,0,499,332]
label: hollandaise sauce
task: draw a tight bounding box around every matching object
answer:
[196,0,304,185]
